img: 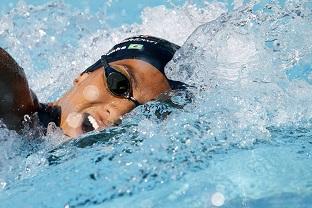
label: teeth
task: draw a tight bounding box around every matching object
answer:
[88,115,99,130]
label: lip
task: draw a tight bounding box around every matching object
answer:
[81,112,113,134]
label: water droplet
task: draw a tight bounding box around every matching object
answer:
[0,179,7,190]
[38,29,46,38]
[185,139,191,145]
[211,192,225,207]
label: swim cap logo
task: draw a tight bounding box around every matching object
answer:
[128,44,144,50]
[106,46,127,56]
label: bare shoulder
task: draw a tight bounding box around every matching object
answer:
[0,47,39,131]
[0,47,20,70]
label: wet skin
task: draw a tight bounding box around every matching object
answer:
[0,48,171,138]
[0,48,39,131]
[54,59,171,137]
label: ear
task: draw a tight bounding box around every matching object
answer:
[73,73,89,85]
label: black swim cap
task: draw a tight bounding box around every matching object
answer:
[105,35,186,90]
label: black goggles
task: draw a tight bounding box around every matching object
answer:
[81,55,141,107]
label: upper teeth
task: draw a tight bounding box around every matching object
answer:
[88,115,99,130]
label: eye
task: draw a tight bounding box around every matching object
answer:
[107,71,130,96]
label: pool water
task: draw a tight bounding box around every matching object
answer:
[0,0,312,207]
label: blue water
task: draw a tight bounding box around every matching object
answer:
[0,0,312,207]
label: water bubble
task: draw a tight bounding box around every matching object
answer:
[211,192,225,207]
[0,179,7,190]
[185,139,192,145]
[83,85,100,102]
[66,112,83,128]
[0,16,12,35]
[38,29,46,38]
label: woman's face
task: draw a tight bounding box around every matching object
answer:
[55,59,171,138]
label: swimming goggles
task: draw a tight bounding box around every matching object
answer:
[81,55,141,107]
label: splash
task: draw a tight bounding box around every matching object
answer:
[0,0,312,207]
[0,0,226,191]
[166,0,312,146]
[0,0,226,101]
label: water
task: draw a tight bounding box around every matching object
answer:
[0,0,312,207]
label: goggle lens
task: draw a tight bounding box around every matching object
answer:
[81,55,141,107]
[106,70,130,96]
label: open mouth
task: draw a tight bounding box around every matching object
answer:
[81,113,100,133]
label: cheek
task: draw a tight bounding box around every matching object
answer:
[82,85,100,102]
[112,99,136,112]
[62,84,103,110]
[134,71,171,103]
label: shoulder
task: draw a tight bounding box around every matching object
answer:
[0,47,20,71]
[0,48,38,130]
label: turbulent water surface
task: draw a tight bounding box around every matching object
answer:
[0,0,312,207]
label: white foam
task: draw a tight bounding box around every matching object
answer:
[1,1,312,200]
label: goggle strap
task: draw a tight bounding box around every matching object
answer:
[80,59,103,75]
[127,96,141,107]
[101,55,110,69]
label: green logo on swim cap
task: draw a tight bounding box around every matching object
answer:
[128,44,143,50]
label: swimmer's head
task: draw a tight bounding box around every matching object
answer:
[54,58,174,137]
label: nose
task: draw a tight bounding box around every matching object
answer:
[94,101,133,126]
[98,108,111,124]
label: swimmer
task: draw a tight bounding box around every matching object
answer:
[0,35,185,137]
